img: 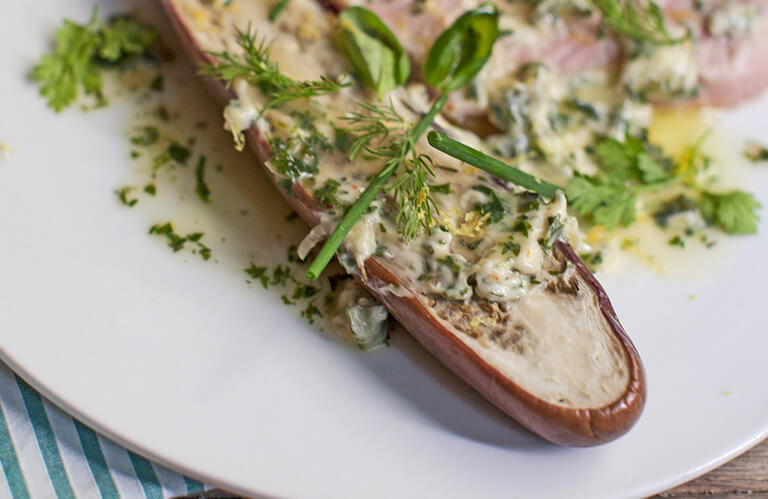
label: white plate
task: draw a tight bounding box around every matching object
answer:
[2,1,768,497]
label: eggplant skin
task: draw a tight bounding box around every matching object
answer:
[161,0,646,447]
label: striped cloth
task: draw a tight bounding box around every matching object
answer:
[0,363,209,498]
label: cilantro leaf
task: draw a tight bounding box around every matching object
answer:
[699,190,761,235]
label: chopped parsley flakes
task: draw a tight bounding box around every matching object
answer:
[195,156,211,203]
[115,186,138,207]
[149,222,211,260]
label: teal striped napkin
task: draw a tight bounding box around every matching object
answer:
[0,363,207,498]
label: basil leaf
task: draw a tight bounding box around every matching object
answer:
[424,3,499,93]
[336,7,410,98]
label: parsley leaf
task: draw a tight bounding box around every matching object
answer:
[699,191,761,235]
[32,10,156,112]
[567,134,675,229]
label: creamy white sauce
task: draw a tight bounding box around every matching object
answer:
[622,41,700,99]
[709,3,761,38]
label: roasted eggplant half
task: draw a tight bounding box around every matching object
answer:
[161,0,646,446]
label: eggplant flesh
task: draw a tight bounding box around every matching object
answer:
[161,0,646,446]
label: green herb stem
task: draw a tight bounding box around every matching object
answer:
[427,131,562,199]
[306,94,449,280]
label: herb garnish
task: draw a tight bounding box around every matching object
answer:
[203,25,349,114]
[336,7,410,98]
[149,223,211,260]
[268,0,291,22]
[32,9,157,111]
[591,0,685,45]
[567,135,761,233]
[115,186,138,207]
[745,142,768,163]
[306,5,501,279]
[427,132,561,199]
[195,155,211,203]
[431,129,760,235]
[131,126,159,146]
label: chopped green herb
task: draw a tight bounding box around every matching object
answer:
[131,126,159,146]
[472,185,508,223]
[653,195,697,227]
[459,238,483,250]
[565,98,600,120]
[292,283,319,300]
[143,184,156,196]
[245,265,270,288]
[154,105,170,122]
[502,240,521,256]
[115,186,137,207]
[539,216,565,253]
[268,136,322,178]
[271,265,294,286]
[301,301,323,324]
[268,0,291,22]
[430,183,453,194]
[150,74,163,91]
[149,222,211,260]
[167,142,191,164]
[314,179,342,207]
[436,255,462,275]
[745,142,768,163]
[195,156,211,203]
[668,235,686,248]
[511,216,533,237]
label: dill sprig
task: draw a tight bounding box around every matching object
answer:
[390,154,439,238]
[592,0,685,45]
[341,100,439,239]
[203,25,350,111]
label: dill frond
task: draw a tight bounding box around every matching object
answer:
[592,0,685,45]
[338,101,439,239]
[203,24,350,111]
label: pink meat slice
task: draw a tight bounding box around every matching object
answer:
[327,0,768,109]
[690,1,768,106]
[329,0,617,76]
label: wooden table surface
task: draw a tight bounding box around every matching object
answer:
[654,437,768,497]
